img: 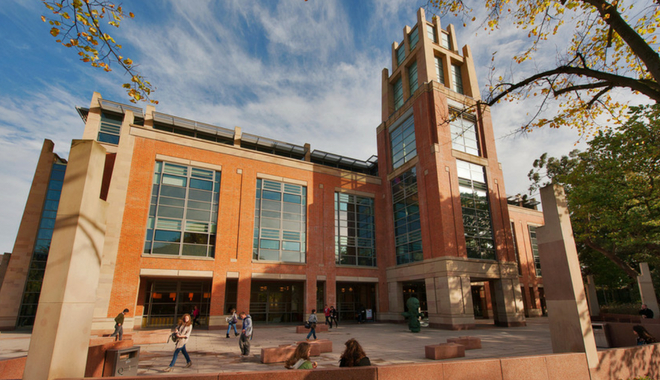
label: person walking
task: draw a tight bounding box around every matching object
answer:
[164,313,193,372]
[192,306,201,327]
[339,338,371,367]
[226,308,239,338]
[330,306,338,328]
[109,308,129,341]
[323,305,331,328]
[306,309,317,341]
[238,311,253,356]
[284,342,317,370]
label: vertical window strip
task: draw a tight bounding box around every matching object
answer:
[435,57,445,85]
[427,24,438,43]
[408,61,419,95]
[457,160,495,260]
[409,28,419,50]
[98,112,123,145]
[451,64,464,94]
[145,161,220,258]
[393,78,404,111]
[390,114,417,170]
[511,222,522,275]
[391,168,422,265]
[254,180,307,263]
[449,113,479,156]
[396,45,405,66]
[529,226,541,276]
[334,193,376,267]
[441,32,450,49]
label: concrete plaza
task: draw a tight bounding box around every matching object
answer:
[0,318,558,376]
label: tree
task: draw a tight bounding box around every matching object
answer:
[528,104,660,279]
[41,0,157,104]
[427,0,660,136]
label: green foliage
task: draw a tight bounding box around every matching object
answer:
[528,104,660,282]
[41,0,157,104]
[599,302,640,315]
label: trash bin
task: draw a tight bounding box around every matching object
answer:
[103,346,140,376]
[592,322,609,348]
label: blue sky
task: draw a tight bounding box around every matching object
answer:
[0,0,650,254]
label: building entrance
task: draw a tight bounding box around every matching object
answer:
[249,281,304,324]
[471,284,488,318]
[402,281,427,318]
[336,282,377,322]
[143,280,211,328]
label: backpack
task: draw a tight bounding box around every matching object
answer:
[168,332,178,344]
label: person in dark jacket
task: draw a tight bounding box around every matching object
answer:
[110,308,129,341]
[639,304,654,319]
[339,338,371,367]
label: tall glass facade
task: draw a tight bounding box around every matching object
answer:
[409,61,419,95]
[144,161,220,258]
[457,160,495,260]
[334,193,376,267]
[390,114,416,170]
[528,226,541,276]
[391,168,422,265]
[17,161,66,327]
[394,78,404,111]
[253,179,307,263]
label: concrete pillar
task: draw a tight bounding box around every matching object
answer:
[537,184,598,369]
[491,278,526,327]
[637,263,659,318]
[23,140,108,380]
[428,275,475,329]
[586,275,600,317]
[380,281,404,322]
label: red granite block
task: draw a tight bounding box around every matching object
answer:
[446,336,482,350]
[425,343,465,360]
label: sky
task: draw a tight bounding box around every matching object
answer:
[0,0,651,254]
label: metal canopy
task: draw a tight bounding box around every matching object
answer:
[241,133,306,156]
[153,112,234,138]
[99,99,144,118]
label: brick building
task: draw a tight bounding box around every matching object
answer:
[0,9,545,332]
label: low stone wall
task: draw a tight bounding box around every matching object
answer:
[591,343,660,380]
[0,356,25,380]
[603,320,660,348]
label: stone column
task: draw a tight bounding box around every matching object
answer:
[23,140,108,380]
[428,275,475,329]
[537,184,598,368]
[381,281,404,322]
[586,275,600,317]
[637,263,659,318]
[491,277,526,327]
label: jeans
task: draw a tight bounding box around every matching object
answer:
[169,345,191,367]
[239,333,251,355]
[110,323,123,341]
[306,327,316,340]
[227,322,238,335]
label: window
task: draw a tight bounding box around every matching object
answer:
[450,112,479,155]
[254,179,307,263]
[392,168,422,265]
[408,61,419,95]
[390,114,416,170]
[17,161,66,327]
[441,32,450,49]
[451,64,464,94]
[529,226,541,276]
[144,162,220,258]
[511,222,522,275]
[427,24,438,43]
[409,27,419,50]
[457,160,495,260]
[396,45,405,66]
[394,77,404,111]
[335,193,376,267]
[98,112,123,145]
[435,56,445,86]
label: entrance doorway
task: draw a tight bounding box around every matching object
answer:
[336,282,377,322]
[249,281,304,323]
[143,280,211,328]
[402,281,427,318]
[471,284,488,319]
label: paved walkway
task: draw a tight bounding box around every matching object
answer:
[0,318,559,376]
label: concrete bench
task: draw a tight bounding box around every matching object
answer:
[447,336,482,350]
[262,344,321,364]
[296,339,332,353]
[295,324,329,333]
[425,343,465,360]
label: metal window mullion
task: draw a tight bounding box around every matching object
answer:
[150,165,164,255]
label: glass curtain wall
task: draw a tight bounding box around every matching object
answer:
[391,168,422,265]
[334,193,376,267]
[457,160,495,260]
[249,281,304,323]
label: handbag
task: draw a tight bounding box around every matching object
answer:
[304,321,310,329]
[168,332,178,344]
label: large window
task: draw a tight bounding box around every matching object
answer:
[441,32,450,50]
[254,179,307,263]
[396,45,405,66]
[409,27,419,50]
[144,161,220,258]
[17,161,66,328]
[435,56,445,86]
[457,160,495,260]
[390,114,416,170]
[451,64,464,94]
[393,78,404,111]
[450,113,479,155]
[335,193,376,267]
[427,24,438,43]
[143,280,211,328]
[528,226,541,276]
[409,61,419,95]
[392,168,422,265]
[98,112,123,145]
[511,222,522,275]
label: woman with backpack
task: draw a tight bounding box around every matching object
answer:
[164,313,193,372]
[226,308,239,338]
